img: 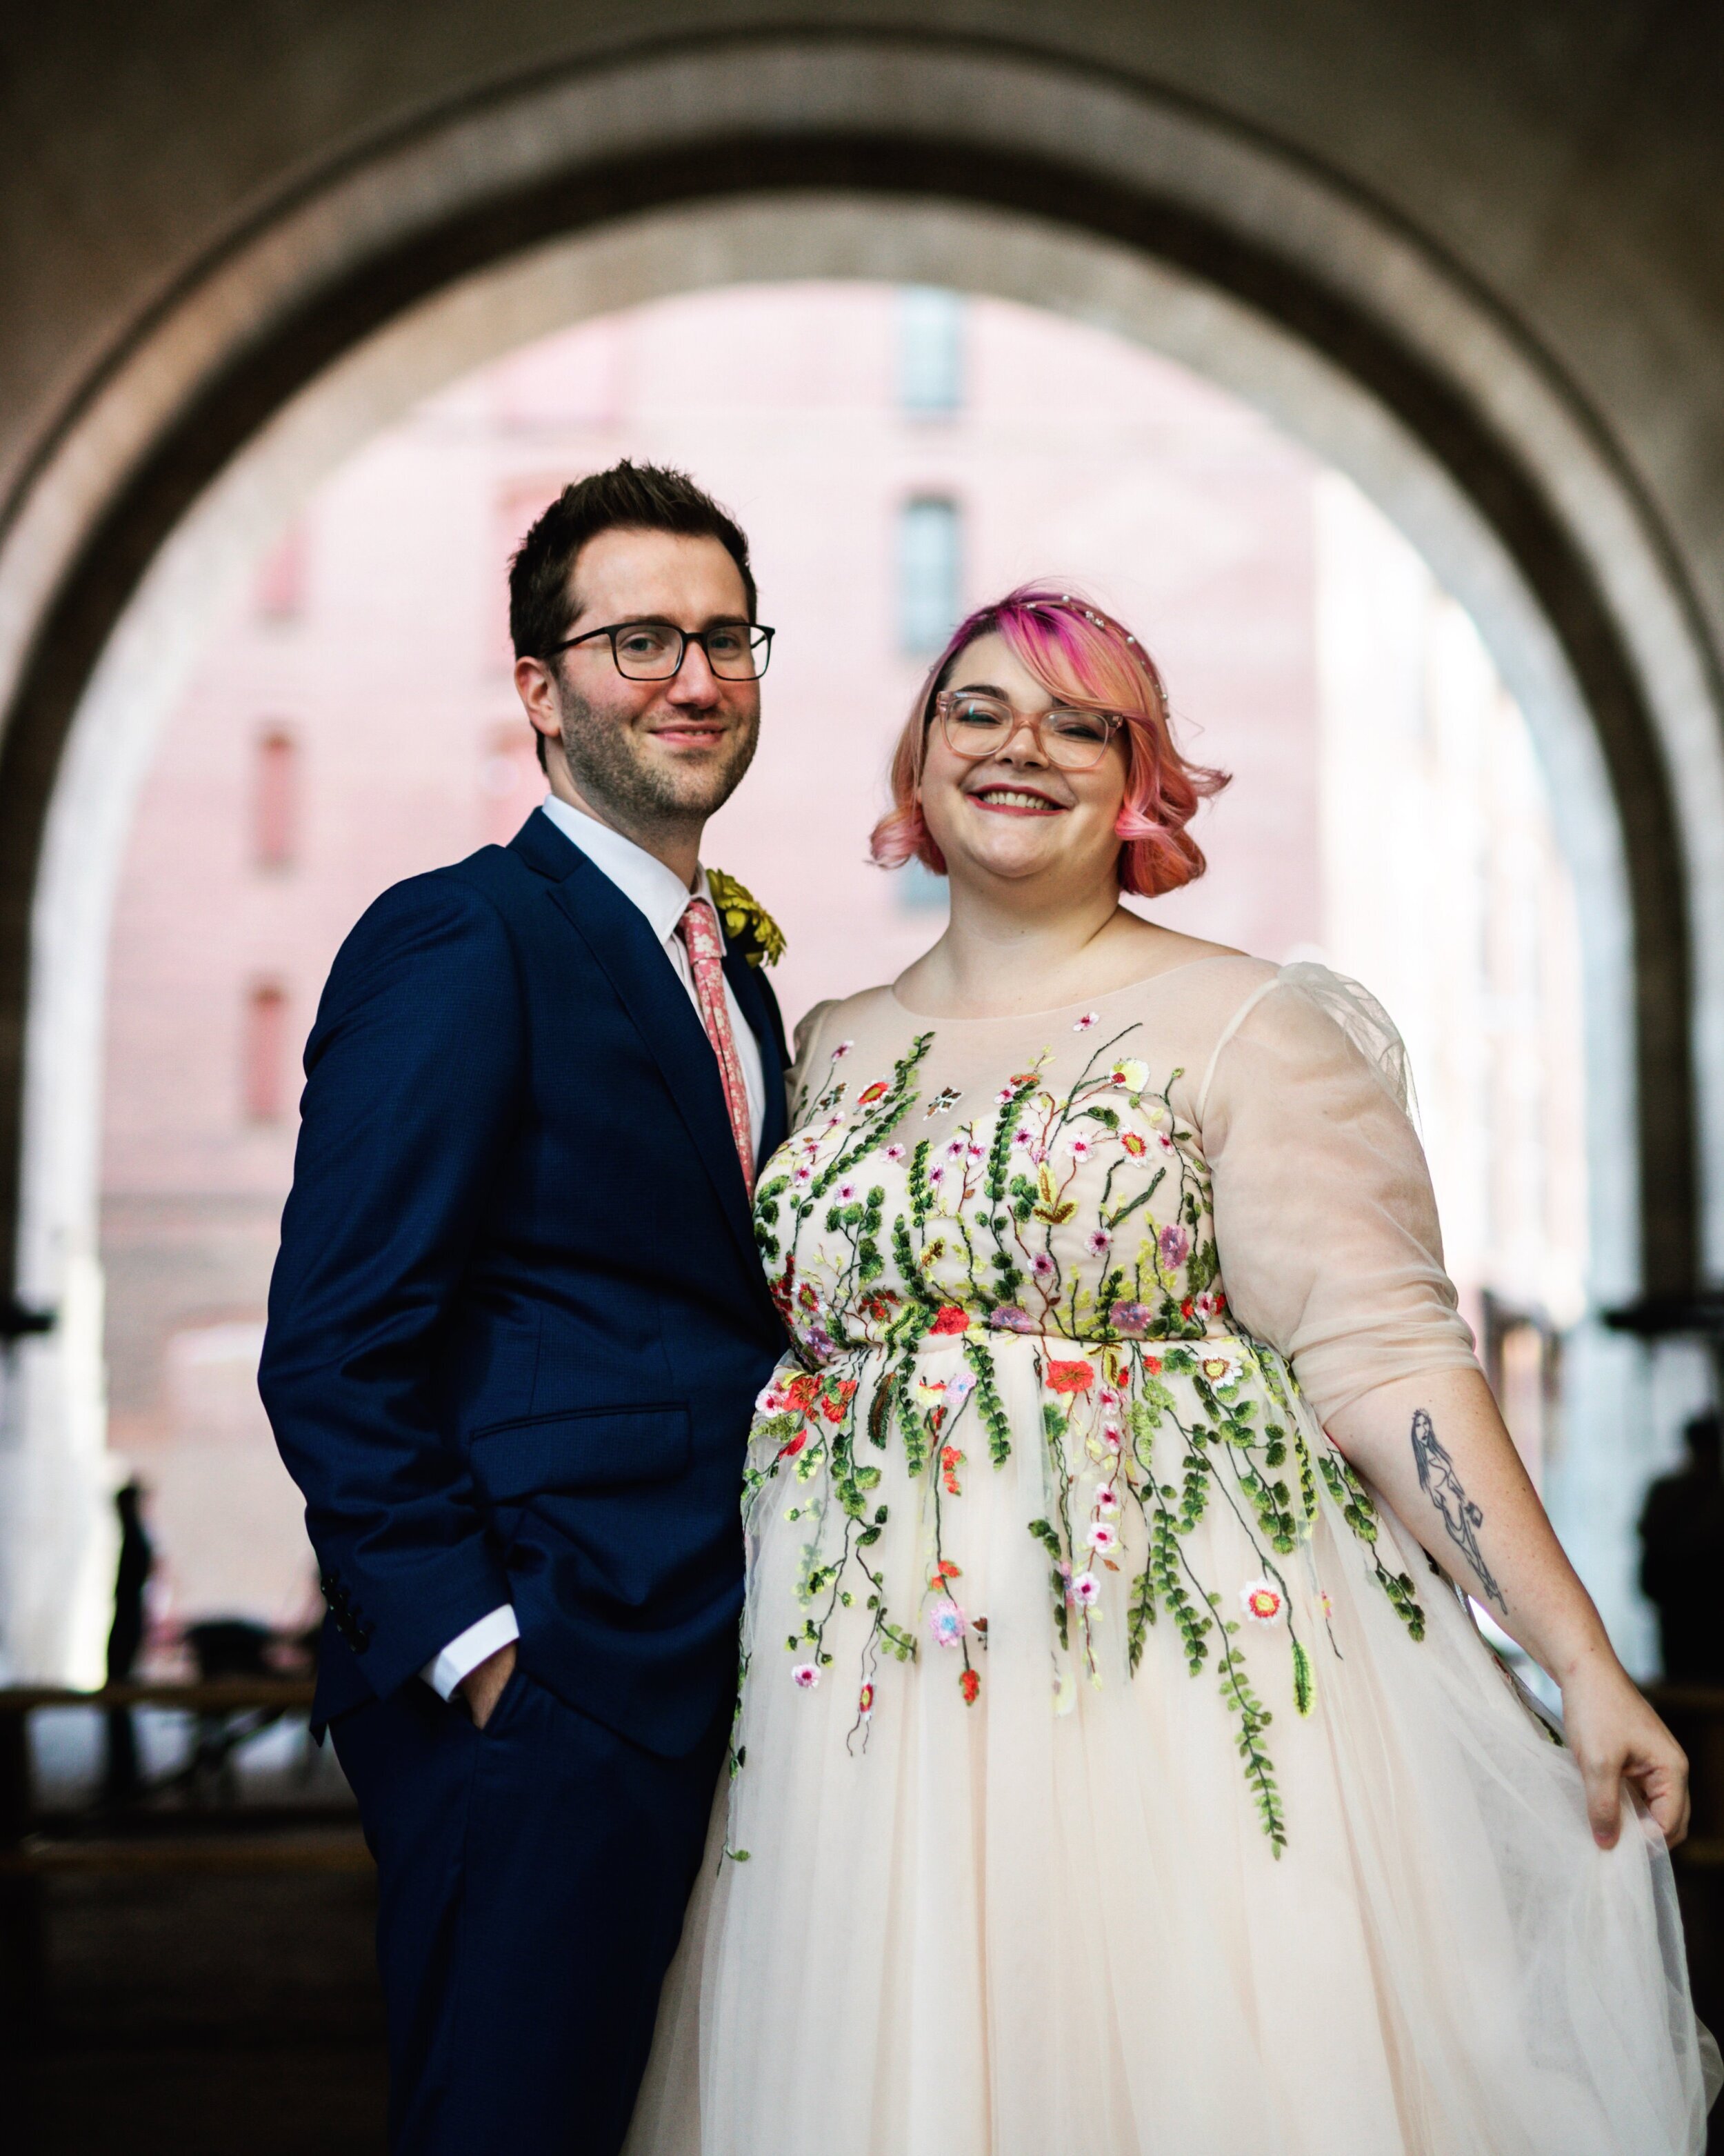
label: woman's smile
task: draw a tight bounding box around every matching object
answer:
[967,782,1067,815]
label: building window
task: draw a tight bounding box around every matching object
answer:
[897,288,965,415]
[254,730,299,868]
[899,497,963,656]
[243,984,289,1123]
[254,523,308,619]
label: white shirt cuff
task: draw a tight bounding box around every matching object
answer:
[421,1605,519,1701]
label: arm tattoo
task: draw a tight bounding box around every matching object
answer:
[1410,1407,1507,1614]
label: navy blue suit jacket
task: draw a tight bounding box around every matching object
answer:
[261,809,790,1756]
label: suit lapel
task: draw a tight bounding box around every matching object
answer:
[512,812,774,1304]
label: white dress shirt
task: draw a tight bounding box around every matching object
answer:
[423,795,768,1701]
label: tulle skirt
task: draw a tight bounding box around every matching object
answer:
[625,1340,1713,2155]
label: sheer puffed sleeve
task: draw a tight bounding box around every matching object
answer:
[1198,964,1480,1426]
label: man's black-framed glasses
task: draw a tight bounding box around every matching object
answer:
[547,620,775,682]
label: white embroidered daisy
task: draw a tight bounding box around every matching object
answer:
[1240,1580,1285,1625]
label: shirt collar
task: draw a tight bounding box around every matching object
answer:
[539,794,726,952]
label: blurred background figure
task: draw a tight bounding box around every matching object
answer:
[1640,1413,1724,1686]
[101,1480,153,1804]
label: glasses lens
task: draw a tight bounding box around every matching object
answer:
[611,625,682,679]
[705,626,771,680]
[1043,711,1116,770]
[943,695,1013,755]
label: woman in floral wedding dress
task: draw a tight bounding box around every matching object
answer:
[625,588,1714,2156]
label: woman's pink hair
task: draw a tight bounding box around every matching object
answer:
[869,586,1228,898]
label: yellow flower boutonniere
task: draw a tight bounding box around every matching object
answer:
[706,867,786,968]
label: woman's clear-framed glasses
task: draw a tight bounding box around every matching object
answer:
[932,690,1122,772]
[548,620,775,681]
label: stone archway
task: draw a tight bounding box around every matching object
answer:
[2,32,1718,1676]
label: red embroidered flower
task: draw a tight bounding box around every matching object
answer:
[959,1668,981,1706]
[856,1079,889,1106]
[928,1304,970,1337]
[1045,1358,1096,1395]
[783,1372,819,1410]
[930,1559,963,1584]
[1180,1297,1195,1319]
[777,1432,808,1461]
[940,1444,965,1495]
[858,1683,874,1717]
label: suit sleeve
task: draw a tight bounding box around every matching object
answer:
[259,872,522,1699]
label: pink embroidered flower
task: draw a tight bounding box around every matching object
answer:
[1012,1130,1034,1150]
[885,1142,906,1161]
[1094,1483,1121,1515]
[1085,1228,1112,1257]
[1098,1386,1120,1409]
[1030,1251,1056,1279]
[836,1180,858,1203]
[1319,1590,1334,1620]
[990,1305,1035,1332]
[1069,1571,1103,1608]
[831,1040,853,1061]
[928,1597,967,1648]
[995,1085,1019,1106]
[754,1382,787,1415]
[792,1663,821,1688]
[945,1370,975,1408]
[966,1141,985,1161]
[1085,1520,1121,1555]
[1158,1224,1191,1269]
[945,1137,967,1158]
[928,1165,945,1186]
[792,1164,813,1187]
[1240,1580,1285,1625]
[1074,1012,1099,1032]
[1102,1425,1123,1454]
[1156,1131,1177,1154]
[1109,1301,1152,1335]
[1066,1135,1093,1163]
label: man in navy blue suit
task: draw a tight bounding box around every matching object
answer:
[261,462,790,2153]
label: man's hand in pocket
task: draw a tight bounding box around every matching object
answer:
[459,1641,519,1728]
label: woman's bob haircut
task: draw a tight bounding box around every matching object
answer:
[870,585,1228,899]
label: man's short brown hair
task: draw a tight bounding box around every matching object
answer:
[509,459,757,663]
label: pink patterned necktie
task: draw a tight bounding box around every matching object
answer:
[676,896,754,1196]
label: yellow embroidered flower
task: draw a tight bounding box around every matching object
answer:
[705,867,785,967]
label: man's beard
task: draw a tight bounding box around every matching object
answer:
[555,677,759,826]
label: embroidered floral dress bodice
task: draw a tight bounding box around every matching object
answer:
[627,955,1711,2156]
[740,955,1477,1839]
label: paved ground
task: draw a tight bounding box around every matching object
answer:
[14,1870,386,2154]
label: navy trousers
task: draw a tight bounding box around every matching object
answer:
[332,1670,725,2154]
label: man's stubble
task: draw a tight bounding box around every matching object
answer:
[555,675,760,830]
